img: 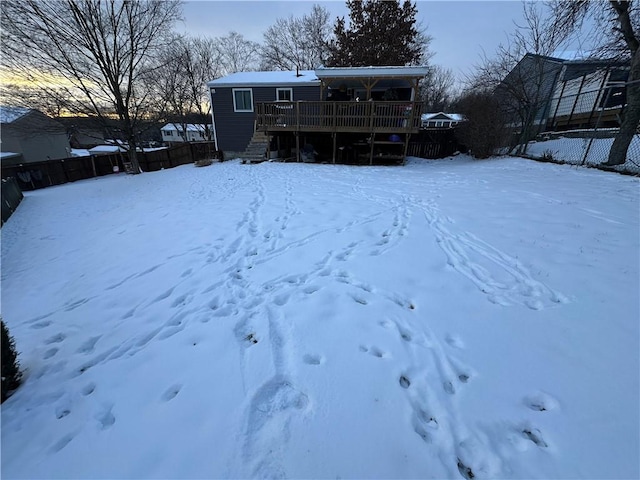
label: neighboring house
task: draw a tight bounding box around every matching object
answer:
[545,59,629,131]
[421,112,464,129]
[499,54,630,138]
[160,123,212,143]
[0,106,70,166]
[207,66,429,163]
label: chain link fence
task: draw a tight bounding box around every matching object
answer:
[518,83,639,175]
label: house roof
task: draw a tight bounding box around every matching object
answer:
[161,123,210,132]
[421,112,464,122]
[315,65,430,79]
[0,106,32,124]
[207,66,431,88]
[208,70,319,88]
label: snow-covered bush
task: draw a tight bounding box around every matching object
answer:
[1,319,22,402]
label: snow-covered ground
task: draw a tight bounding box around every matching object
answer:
[1,156,638,479]
[526,134,640,174]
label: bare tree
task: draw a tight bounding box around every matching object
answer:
[261,4,332,71]
[549,0,640,166]
[454,90,509,159]
[467,2,568,154]
[217,31,261,74]
[420,65,457,112]
[151,35,222,143]
[1,0,181,173]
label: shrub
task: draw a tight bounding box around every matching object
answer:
[1,320,22,402]
[454,90,509,159]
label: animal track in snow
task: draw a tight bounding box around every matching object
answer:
[76,336,101,355]
[419,200,567,310]
[44,333,66,344]
[303,354,323,365]
[96,406,116,430]
[351,294,368,305]
[359,345,385,358]
[64,298,90,311]
[43,348,59,359]
[55,406,71,419]
[522,427,548,448]
[445,334,465,350]
[161,384,182,402]
[523,392,559,412]
[399,375,411,389]
[49,434,75,453]
[81,382,96,396]
[31,320,52,329]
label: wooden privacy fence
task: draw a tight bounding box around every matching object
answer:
[1,177,23,225]
[0,142,219,191]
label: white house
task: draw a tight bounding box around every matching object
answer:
[161,123,212,143]
[421,112,464,129]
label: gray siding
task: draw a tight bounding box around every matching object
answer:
[212,85,320,152]
[1,112,69,163]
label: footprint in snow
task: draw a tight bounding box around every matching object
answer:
[43,348,59,359]
[81,382,96,396]
[359,345,385,358]
[303,354,323,365]
[523,392,559,412]
[522,427,548,448]
[96,406,116,430]
[445,334,465,350]
[44,333,66,344]
[161,384,182,402]
[399,375,411,389]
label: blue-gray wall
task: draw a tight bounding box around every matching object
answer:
[212,85,320,152]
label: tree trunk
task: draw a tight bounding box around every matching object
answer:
[606,3,640,166]
[128,139,142,174]
[606,50,640,165]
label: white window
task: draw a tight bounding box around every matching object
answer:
[233,88,253,112]
[276,88,293,102]
[164,130,173,136]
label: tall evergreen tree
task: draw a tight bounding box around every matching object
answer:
[327,0,429,67]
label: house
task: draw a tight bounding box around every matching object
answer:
[498,54,630,139]
[207,65,430,164]
[545,59,629,131]
[160,123,212,143]
[0,106,70,166]
[421,112,464,129]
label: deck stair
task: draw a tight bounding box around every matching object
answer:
[241,131,270,164]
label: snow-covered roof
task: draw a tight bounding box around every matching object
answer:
[71,149,91,157]
[161,123,211,132]
[0,151,22,159]
[89,145,127,154]
[315,65,430,79]
[421,112,465,122]
[208,70,318,88]
[0,106,32,124]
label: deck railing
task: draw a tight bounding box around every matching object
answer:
[256,101,423,133]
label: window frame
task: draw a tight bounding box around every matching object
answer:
[233,88,254,112]
[275,88,293,102]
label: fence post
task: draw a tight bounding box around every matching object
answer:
[581,86,613,165]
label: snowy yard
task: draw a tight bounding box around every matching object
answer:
[1,156,638,479]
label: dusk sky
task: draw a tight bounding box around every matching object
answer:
[177,0,594,84]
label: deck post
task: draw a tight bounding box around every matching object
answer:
[332,132,337,164]
[266,131,270,161]
[296,132,300,163]
[369,132,375,166]
[403,133,411,165]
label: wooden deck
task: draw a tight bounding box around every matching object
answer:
[255,101,423,134]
